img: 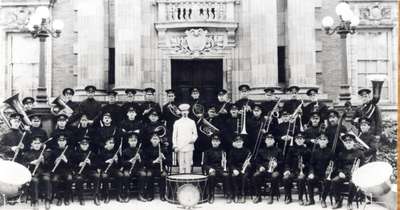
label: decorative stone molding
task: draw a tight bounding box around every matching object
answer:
[358,3,392,26]
[0,7,34,31]
[169,28,225,56]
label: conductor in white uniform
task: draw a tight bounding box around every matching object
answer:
[172,103,198,173]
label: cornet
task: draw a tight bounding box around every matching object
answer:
[167,103,181,117]
[268,157,277,173]
[199,118,220,137]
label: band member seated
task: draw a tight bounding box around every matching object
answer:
[308,133,333,207]
[122,88,142,120]
[142,88,162,121]
[358,118,379,162]
[224,103,240,151]
[235,84,254,115]
[352,88,382,136]
[50,114,72,149]
[77,85,102,125]
[325,109,347,154]
[95,112,120,151]
[331,133,365,210]
[120,106,142,145]
[22,135,52,210]
[282,132,311,205]
[71,136,101,206]
[0,113,27,160]
[202,135,230,204]
[173,103,198,174]
[303,88,328,125]
[247,104,265,152]
[100,90,123,126]
[143,110,164,149]
[121,133,145,202]
[27,114,48,144]
[98,136,124,203]
[228,135,251,203]
[22,96,35,116]
[304,111,323,148]
[251,133,282,204]
[49,134,73,206]
[142,134,169,201]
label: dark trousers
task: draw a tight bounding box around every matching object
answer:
[121,169,146,197]
[51,171,73,201]
[282,172,307,201]
[252,171,280,198]
[100,168,124,198]
[205,168,230,197]
[29,173,52,204]
[145,167,167,199]
[331,176,357,205]
[306,174,331,202]
[74,170,100,200]
[230,168,249,198]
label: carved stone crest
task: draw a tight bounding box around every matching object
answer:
[0,7,34,31]
[169,28,225,56]
[359,3,392,26]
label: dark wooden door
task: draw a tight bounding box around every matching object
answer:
[171,59,223,105]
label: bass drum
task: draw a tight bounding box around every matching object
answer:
[166,174,208,206]
[0,160,31,196]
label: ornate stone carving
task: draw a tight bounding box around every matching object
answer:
[359,3,392,26]
[169,28,225,56]
[0,7,34,31]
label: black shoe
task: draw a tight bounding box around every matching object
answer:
[233,196,238,203]
[56,199,63,206]
[284,197,292,204]
[321,200,327,208]
[45,200,51,210]
[347,204,353,210]
[147,195,154,202]
[64,199,70,206]
[239,196,245,203]
[104,194,110,204]
[116,195,123,203]
[94,195,101,206]
[226,197,232,204]
[252,196,261,204]
[138,194,147,202]
[306,200,315,206]
[299,199,304,206]
[79,199,85,206]
[267,196,273,204]
[160,194,166,201]
[332,202,342,209]
[208,195,215,204]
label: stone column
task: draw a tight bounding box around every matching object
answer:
[287,0,317,88]
[76,0,106,92]
[250,0,279,88]
[114,0,142,92]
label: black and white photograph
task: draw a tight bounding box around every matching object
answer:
[0,0,398,210]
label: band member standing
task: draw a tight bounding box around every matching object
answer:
[62,88,78,112]
[277,111,300,150]
[142,134,169,201]
[202,135,230,204]
[303,88,328,125]
[224,104,241,152]
[98,137,124,203]
[228,135,251,203]
[50,114,72,149]
[121,133,146,202]
[215,89,231,121]
[122,88,142,120]
[22,96,35,116]
[358,118,379,162]
[331,133,365,210]
[49,134,73,206]
[100,90,123,126]
[235,84,254,115]
[307,133,333,207]
[282,85,302,114]
[247,104,265,152]
[0,113,28,160]
[71,113,95,148]
[251,133,283,204]
[22,135,52,210]
[352,88,383,136]
[71,136,101,206]
[162,89,181,142]
[142,88,162,121]
[77,85,102,125]
[172,104,198,173]
[261,87,280,136]
[304,112,323,148]
[27,114,48,143]
[282,132,311,205]
[188,87,206,120]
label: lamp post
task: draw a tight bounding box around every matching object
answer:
[27,6,64,104]
[321,2,360,102]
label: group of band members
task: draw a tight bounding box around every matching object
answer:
[0,84,382,210]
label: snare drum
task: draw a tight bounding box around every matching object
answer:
[166,174,208,205]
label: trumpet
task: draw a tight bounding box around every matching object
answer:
[199,118,220,136]
[50,96,74,117]
[221,151,227,172]
[241,152,252,173]
[268,157,277,173]
[325,160,334,181]
[51,145,69,173]
[240,103,248,135]
[167,103,181,117]
[78,151,92,174]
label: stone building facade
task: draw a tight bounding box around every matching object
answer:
[0,0,398,118]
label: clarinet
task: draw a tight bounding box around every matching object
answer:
[128,143,142,175]
[221,151,227,172]
[78,151,92,174]
[158,143,163,172]
[104,138,123,173]
[12,131,27,162]
[51,145,69,173]
[241,152,252,173]
[32,144,47,176]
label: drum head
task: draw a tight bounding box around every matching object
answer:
[177,184,200,208]
[352,161,392,195]
[0,160,31,185]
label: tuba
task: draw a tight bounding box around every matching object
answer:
[1,94,32,130]
[50,96,74,117]
[199,118,220,137]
